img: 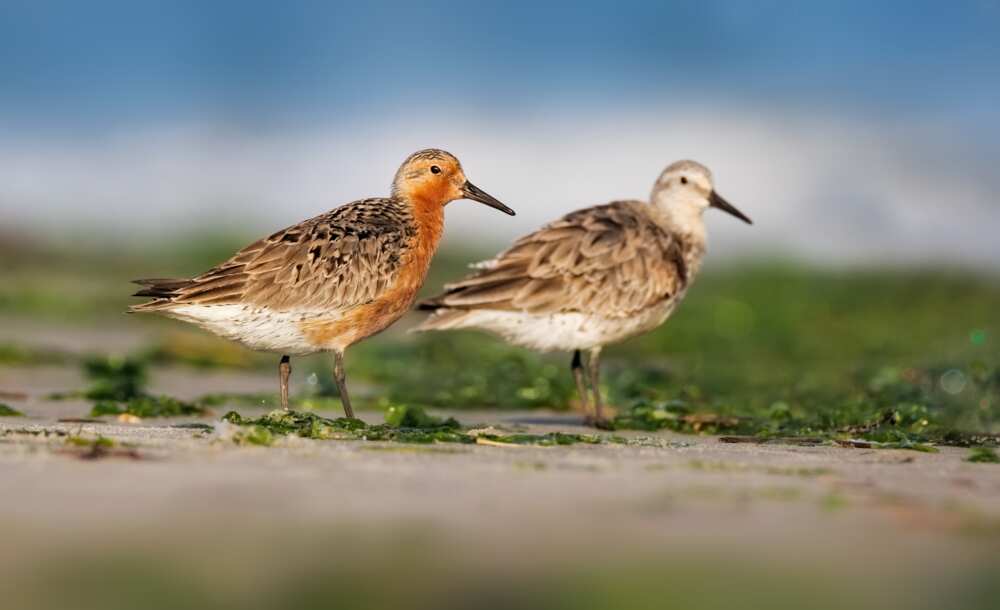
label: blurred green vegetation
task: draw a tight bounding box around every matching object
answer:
[5,532,1000,610]
[966,447,1000,463]
[45,354,208,418]
[0,230,255,322]
[2,234,998,440]
[0,403,24,417]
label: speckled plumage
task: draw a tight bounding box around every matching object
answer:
[131,197,419,351]
[418,201,692,337]
[130,148,514,416]
[417,159,751,426]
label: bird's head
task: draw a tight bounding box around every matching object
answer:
[651,160,751,226]
[392,149,514,216]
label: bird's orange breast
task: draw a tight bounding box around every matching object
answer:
[299,201,445,351]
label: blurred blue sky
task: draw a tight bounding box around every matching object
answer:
[2,1,998,128]
[1,1,998,264]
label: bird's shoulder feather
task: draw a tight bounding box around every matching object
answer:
[422,200,687,317]
[158,198,417,311]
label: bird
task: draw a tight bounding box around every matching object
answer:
[416,160,751,427]
[130,149,515,418]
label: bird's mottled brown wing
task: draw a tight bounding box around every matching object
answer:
[420,201,686,318]
[138,198,415,311]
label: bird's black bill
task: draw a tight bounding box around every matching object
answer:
[709,191,752,225]
[462,181,516,216]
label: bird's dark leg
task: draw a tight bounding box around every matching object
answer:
[571,349,590,416]
[586,346,612,429]
[279,355,291,410]
[332,350,355,419]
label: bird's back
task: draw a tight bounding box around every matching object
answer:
[417,200,695,351]
[131,197,420,353]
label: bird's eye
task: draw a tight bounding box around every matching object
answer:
[430,165,441,174]
[680,176,688,185]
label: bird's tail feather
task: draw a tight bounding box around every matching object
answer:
[127,277,193,313]
[411,308,473,333]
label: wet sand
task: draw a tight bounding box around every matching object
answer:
[2,349,999,609]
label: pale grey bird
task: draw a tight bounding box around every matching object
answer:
[417,160,751,427]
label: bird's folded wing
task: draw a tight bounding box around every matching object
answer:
[422,201,687,318]
[164,200,411,311]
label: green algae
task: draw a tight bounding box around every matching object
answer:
[478,431,601,446]
[236,425,275,447]
[383,404,460,429]
[222,410,365,439]
[966,447,1000,463]
[222,409,473,445]
[0,403,24,416]
[222,407,618,447]
[66,435,116,449]
[62,435,144,460]
[611,400,748,434]
[81,355,147,401]
[91,395,205,418]
[611,364,1000,451]
[60,355,210,418]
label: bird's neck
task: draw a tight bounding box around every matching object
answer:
[406,188,446,235]
[648,201,708,278]
[402,195,446,282]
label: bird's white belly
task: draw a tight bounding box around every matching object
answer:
[455,301,678,352]
[167,304,324,355]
